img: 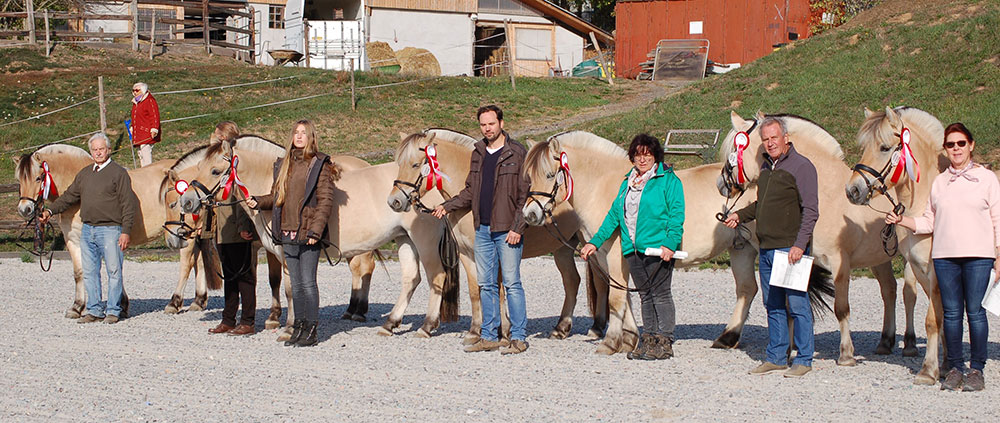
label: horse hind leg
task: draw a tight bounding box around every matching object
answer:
[833,262,857,366]
[712,246,758,349]
[379,237,420,337]
[549,246,581,339]
[901,263,919,357]
[459,252,482,345]
[870,261,898,355]
[343,252,375,322]
[66,239,86,318]
[166,242,199,314]
[264,251,283,329]
[914,268,943,385]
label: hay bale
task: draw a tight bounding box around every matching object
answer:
[366,41,398,67]
[395,47,441,77]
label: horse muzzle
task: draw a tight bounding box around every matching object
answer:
[17,200,35,220]
[165,233,188,249]
[845,179,871,206]
[386,190,410,213]
[522,202,545,226]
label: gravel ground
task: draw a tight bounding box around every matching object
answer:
[2,256,999,422]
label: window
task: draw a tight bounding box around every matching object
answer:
[515,28,551,61]
[137,9,174,38]
[478,0,539,16]
[269,5,285,29]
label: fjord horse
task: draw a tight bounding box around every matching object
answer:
[387,129,611,350]
[719,111,921,371]
[175,136,460,341]
[520,131,765,351]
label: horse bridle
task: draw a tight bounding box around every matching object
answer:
[15,193,55,271]
[525,156,569,219]
[850,134,907,256]
[392,146,444,213]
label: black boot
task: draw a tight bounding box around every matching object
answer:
[295,321,318,347]
[284,319,305,347]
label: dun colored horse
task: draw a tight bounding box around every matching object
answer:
[718,111,922,369]
[521,131,767,352]
[388,129,608,350]
[14,144,219,318]
[175,136,460,341]
[846,106,952,385]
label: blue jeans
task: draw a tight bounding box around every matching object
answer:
[80,224,125,318]
[933,257,992,372]
[475,224,526,341]
[759,247,814,367]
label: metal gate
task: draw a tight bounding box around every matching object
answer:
[308,20,364,71]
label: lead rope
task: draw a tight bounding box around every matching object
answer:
[14,198,55,272]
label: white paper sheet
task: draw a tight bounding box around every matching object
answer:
[768,251,814,292]
[982,270,1000,316]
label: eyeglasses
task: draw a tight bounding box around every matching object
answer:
[132,89,141,92]
[943,140,969,149]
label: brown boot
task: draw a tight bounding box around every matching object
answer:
[651,335,674,360]
[642,334,669,360]
[627,333,653,360]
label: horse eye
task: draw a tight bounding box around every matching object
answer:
[546,172,555,179]
[412,163,420,169]
[880,145,893,153]
[211,168,223,176]
[35,176,42,182]
[169,201,177,208]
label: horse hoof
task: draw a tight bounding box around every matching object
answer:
[902,346,919,357]
[874,344,893,355]
[414,328,432,338]
[711,331,741,349]
[913,373,937,385]
[350,314,367,323]
[340,312,353,320]
[549,330,568,340]
[585,328,604,339]
[163,305,179,314]
[595,344,616,355]
[264,320,280,330]
[188,303,205,312]
[377,327,394,337]
[275,328,292,342]
[65,310,81,319]
[837,356,858,367]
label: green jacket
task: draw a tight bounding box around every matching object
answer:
[588,162,685,255]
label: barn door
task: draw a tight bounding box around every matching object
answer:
[767,0,789,48]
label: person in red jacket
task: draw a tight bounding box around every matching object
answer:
[129,82,160,167]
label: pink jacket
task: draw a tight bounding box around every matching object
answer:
[913,165,1000,259]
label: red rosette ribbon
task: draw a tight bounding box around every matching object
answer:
[221,155,249,201]
[559,151,574,202]
[424,145,450,191]
[733,131,750,184]
[889,128,920,184]
[38,161,58,200]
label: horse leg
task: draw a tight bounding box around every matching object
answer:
[277,256,294,342]
[712,246,758,349]
[596,244,636,355]
[587,261,610,339]
[343,252,375,322]
[460,252,482,345]
[498,271,511,344]
[833,260,857,366]
[189,239,216,312]
[265,251,283,329]
[165,241,198,314]
[549,246,581,339]
[871,261,898,355]
[416,255,446,338]
[66,237,86,318]
[901,263,919,357]
[914,266,943,385]
[378,236,421,336]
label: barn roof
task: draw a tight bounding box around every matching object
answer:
[518,0,614,45]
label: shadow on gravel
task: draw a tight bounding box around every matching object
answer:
[124,297,172,318]
[814,329,1000,376]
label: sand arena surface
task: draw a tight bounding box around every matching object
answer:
[2,257,999,421]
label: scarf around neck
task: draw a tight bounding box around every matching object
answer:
[628,165,657,190]
[947,161,979,184]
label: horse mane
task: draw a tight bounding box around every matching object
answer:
[159,134,283,202]
[233,134,285,156]
[720,114,844,160]
[525,131,628,183]
[17,144,90,180]
[857,106,943,150]
[395,128,476,166]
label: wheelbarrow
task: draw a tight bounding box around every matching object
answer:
[268,49,304,67]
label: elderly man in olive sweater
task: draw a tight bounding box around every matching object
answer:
[41,133,139,324]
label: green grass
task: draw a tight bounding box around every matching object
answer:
[574,0,1000,165]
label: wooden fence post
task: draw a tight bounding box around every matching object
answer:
[303,18,309,67]
[503,20,515,91]
[149,14,156,60]
[25,0,36,44]
[589,32,614,86]
[350,58,356,110]
[202,0,210,54]
[248,7,256,64]
[98,76,107,135]
[131,0,138,51]
[43,9,50,56]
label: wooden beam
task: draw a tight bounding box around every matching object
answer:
[0,30,30,37]
[209,6,252,18]
[0,12,28,18]
[0,184,19,194]
[589,31,614,86]
[130,0,138,51]
[49,13,134,20]
[25,0,36,44]
[52,31,134,38]
[210,39,253,51]
[159,18,204,26]
[202,0,210,54]
[209,22,251,35]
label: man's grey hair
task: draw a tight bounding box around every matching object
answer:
[88,132,109,149]
[133,82,148,94]
[759,116,787,136]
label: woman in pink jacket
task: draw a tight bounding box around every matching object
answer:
[888,123,1000,392]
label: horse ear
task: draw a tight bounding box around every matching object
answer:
[221,139,234,156]
[166,169,178,183]
[863,107,874,118]
[730,111,745,130]
[399,132,408,141]
[755,110,766,121]
[884,106,901,128]
[425,132,437,145]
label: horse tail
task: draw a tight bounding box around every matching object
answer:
[199,238,224,291]
[438,225,461,322]
[586,260,597,318]
[807,264,835,317]
[372,248,389,278]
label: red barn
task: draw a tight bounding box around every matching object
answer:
[615,0,813,79]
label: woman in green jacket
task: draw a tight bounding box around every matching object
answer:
[580,133,685,360]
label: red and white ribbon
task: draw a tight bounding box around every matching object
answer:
[559,151,574,201]
[424,145,450,191]
[732,132,750,184]
[38,161,58,200]
[221,155,249,200]
[174,180,189,195]
[889,128,920,184]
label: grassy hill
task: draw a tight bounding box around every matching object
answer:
[576,0,1000,165]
